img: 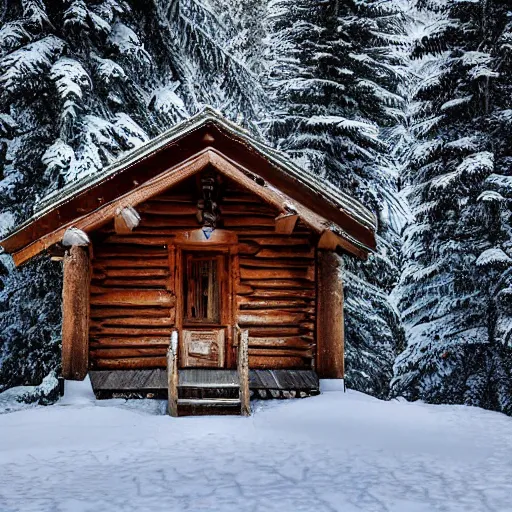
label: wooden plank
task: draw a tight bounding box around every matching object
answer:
[168,331,178,416]
[62,246,91,380]
[316,251,344,378]
[90,290,175,307]
[251,369,279,388]
[179,369,239,387]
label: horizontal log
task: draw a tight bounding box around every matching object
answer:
[237,311,307,326]
[255,248,315,259]
[241,279,315,290]
[240,267,314,281]
[94,268,170,279]
[93,258,169,268]
[237,242,260,255]
[90,290,175,307]
[220,204,276,216]
[91,278,169,290]
[149,194,196,203]
[89,326,174,336]
[222,217,275,227]
[236,284,254,295]
[89,337,171,347]
[90,307,173,319]
[91,316,175,328]
[138,203,198,215]
[90,348,167,359]
[238,236,311,246]
[102,236,170,246]
[249,326,303,337]
[94,246,168,258]
[248,288,316,299]
[248,336,313,349]
[300,322,315,332]
[249,348,314,358]
[239,257,312,269]
[222,194,263,204]
[248,356,309,370]
[139,216,200,228]
[237,296,311,309]
[91,357,167,370]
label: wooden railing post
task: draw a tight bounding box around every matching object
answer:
[237,327,250,416]
[167,330,179,417]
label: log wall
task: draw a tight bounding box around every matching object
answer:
[88,177,316,371]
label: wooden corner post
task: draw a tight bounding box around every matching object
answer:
[316,250,345,379]
[238,327,250,416]
[61,245,91,380]
[167,330,179,417]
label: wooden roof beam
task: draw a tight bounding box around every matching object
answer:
[275,213,298,235]
[318,229,368,260]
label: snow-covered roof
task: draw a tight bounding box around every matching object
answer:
[0,106,377,263]
[33,106,376,231]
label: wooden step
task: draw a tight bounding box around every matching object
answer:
[177,398,241,406]
[177,397,242,416]
[178,369,239,388]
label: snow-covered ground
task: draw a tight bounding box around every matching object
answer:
[1,379,511,512]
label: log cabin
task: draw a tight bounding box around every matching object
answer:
[0,107,376,416]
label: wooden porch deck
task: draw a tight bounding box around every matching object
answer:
[89,369,320,400]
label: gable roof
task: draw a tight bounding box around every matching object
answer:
[0,107,377,265]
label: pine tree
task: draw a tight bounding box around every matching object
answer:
[391,0,512,414]
[264,0,407,397]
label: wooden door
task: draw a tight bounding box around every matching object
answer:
[180,252,229,367]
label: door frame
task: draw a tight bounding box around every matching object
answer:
[169,229,239,369]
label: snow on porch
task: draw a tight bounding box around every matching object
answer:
[1,379,511,512]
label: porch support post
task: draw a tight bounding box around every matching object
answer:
[316,250,345,379]
[62,245,91,380]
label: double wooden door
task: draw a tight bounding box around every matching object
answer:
[179,251,232,368]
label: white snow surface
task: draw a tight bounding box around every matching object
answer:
[1,378,511,512]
